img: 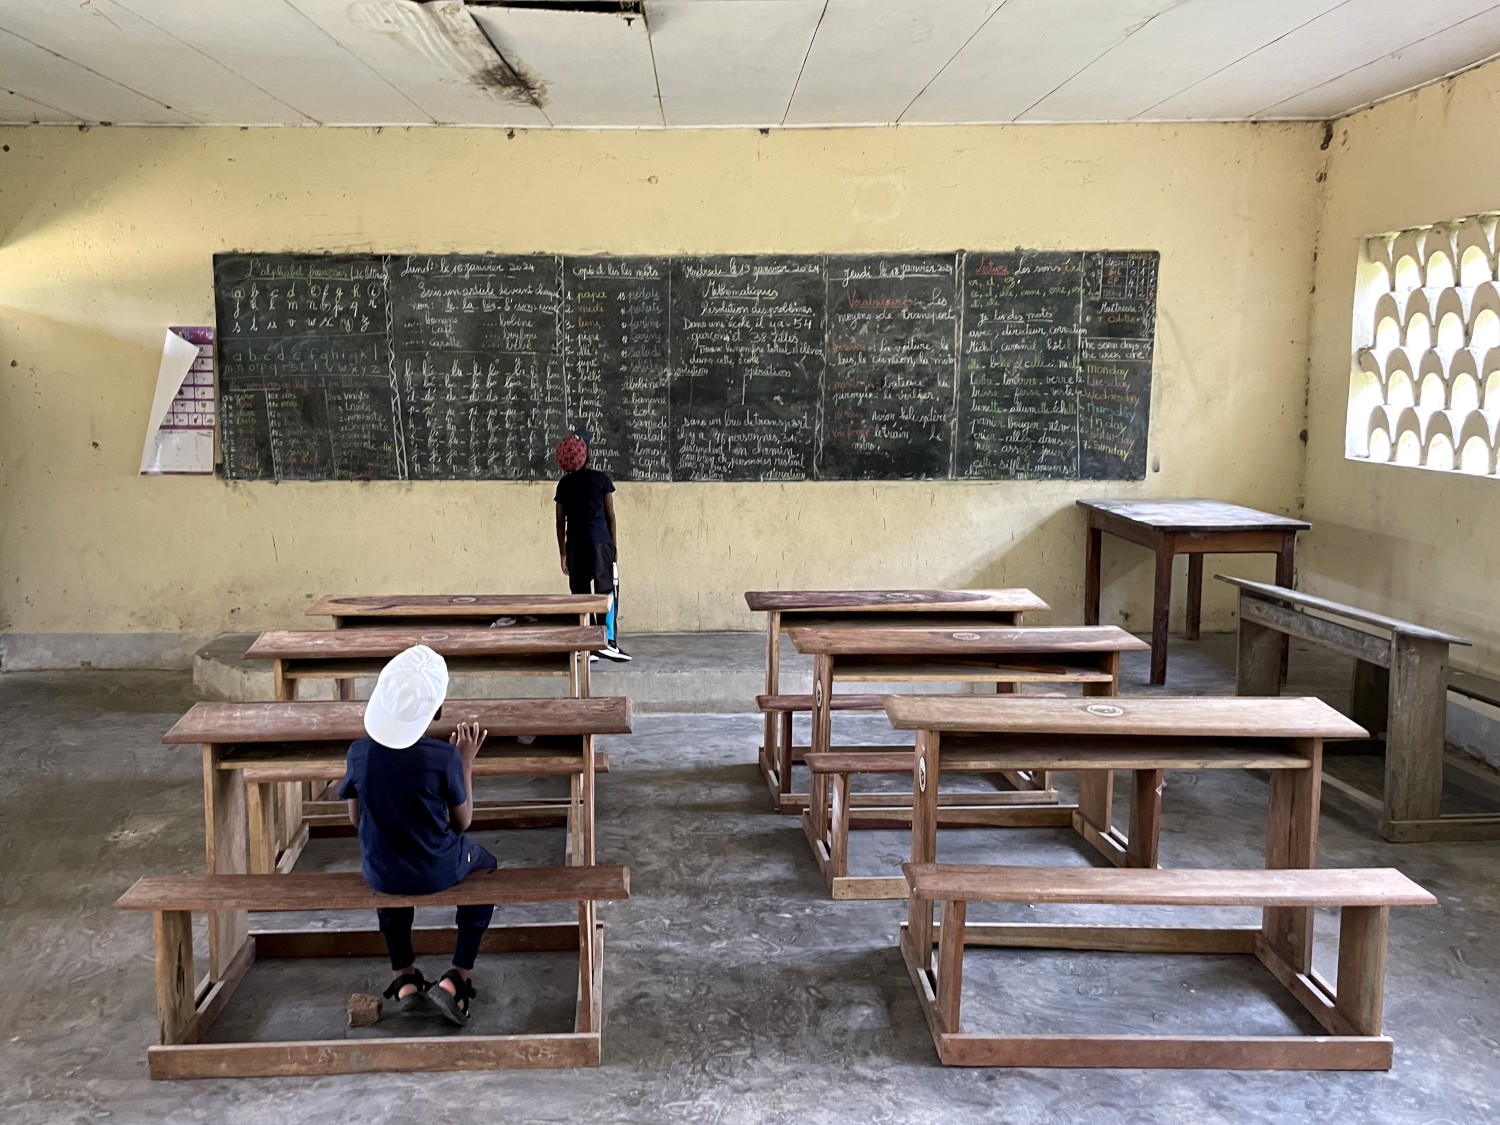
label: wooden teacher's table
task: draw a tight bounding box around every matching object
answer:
[886,694,1366,973]
[745,589,1048,804]
[162,696,630,979]
[1077,499,1311,685]
[246,625,606,701]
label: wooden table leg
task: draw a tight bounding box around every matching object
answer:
[337,678,356,701]
[1150,534,1175,686]
[1185,554,1204,641]
[807,654,835,847]
[763,612,781,797]
[1077,659,1116,838]
[778,711,794,799]
[1334,905,1389,1036]
[935,898,966,1033]
[1350,659,1390,737]
[1275,533,1297,681]
[581,734,596,867]
[1264,738,1322,973]
[247,782,277,875]
[1126,769,1163,867]
[1384,634,1448,832]
[154,909,196,1045]
[1236,591,1285,696]
[202,744,248,981]
[1084,521,1103,626]
[906,728,941,958]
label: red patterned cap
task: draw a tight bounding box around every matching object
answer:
[555,435,588,472]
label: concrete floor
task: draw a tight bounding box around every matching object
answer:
[3,638,1500,1124]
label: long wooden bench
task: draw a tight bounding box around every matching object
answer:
[1216,575,1494,843]
[115,866,629,1079]
[901,863,1434,1071]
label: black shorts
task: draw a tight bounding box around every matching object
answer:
[567,541,616,598]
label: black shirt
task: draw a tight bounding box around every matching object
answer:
[554,469,614,545]
[339,736,468,895]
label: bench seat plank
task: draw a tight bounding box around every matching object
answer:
[902,864,1435,907]
[805,751,913,774]
[277,655,571,678]
[746,589,1048,613]
[163,698,632,743]
[116,867,629,912]
[248,626,604,659]
[1214,577,1470,646]
[885,695,1367,739]
[756,693,884,712]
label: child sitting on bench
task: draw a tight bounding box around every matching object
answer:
[341,643,495,1026]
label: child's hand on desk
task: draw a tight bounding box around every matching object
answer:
[450,721,487,763]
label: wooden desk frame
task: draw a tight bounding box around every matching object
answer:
[116,868,627,1079]
[745,590,1046,812]
[1078,500,1310,685]
[1217,575,1493,843]
[899,864,1434,1071]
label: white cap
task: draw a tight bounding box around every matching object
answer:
[363,644,449,749]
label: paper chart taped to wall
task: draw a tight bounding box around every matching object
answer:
[140,327,214,475]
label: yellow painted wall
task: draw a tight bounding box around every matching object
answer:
[0,122,1320,639]
[1304,59,1500,675]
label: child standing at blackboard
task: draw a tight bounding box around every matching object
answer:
[555,431,630,662]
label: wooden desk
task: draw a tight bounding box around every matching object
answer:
[309,593,610,628]
[1077,499,1311,685]
[788,624,1148,897]
[1216,575,1488,843]
[887,695,1366,978]
[161,697,631,981]
[246,625,607,701]
[744,589,1048,807]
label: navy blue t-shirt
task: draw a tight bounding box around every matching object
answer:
[340,736,467,895]
[554,469,614,546]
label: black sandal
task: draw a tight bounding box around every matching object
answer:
[428,969,475,1027]
[383,968,431,1013]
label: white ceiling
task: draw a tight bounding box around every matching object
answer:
[2,0,1499,128]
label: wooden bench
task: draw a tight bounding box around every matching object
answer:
[309,593,609,630]
[115,865,629,1079]
[889,696,1368,937]
[745,589,1047,810]
[755,692,888,811]
[247,625,607,702]
[900,863,1434,1070]
[162,698,629,973]
[1216,576,1492,843]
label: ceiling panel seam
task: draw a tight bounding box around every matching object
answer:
[894,1,1008,125]
[1130,0,1359,120]
[0,86,81,123]
[465,8,554,126]
[1251,2,1500,118]
[108,0,314,124]
[280,0,437,125]
[643,6,667,127]
[780,0,829,126]
[1015,8,1171,121]
[0,21,200,122]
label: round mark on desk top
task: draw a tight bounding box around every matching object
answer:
[450,596,478,604]
[951,631,981,641]
[1085,704,1124,717]
[885,592,912,600]
[420,632,452,642]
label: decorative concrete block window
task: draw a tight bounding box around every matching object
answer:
[1348,214,1500,476]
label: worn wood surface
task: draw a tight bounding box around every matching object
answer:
[786,624,1145,656]
[1214,576,1469,645]
[253,923,580,959]
[220,746,606,781]
[756,693,884,712]
[827,662,1116,684]
[1385,633,1449,825]
[164,698,632,743]
[117,866,630,912]
[935,740,1313,772]
[309,594,610,618]
[248,626,605,659]
[745,589,1048,613]
[1450,669,1500,707]
[949,922,1261,954]
[1077,499,1311,532]
[885,694,1366,739]
[153,910,196,1046]
[1239,597,1393,669]
[901,864,1434,906]
[934,1033,1391,1070]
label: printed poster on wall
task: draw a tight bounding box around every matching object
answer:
[140,327,215,475]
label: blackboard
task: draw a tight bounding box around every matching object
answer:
[213,250,1157,482]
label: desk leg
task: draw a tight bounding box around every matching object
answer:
[579,647,591,699]
[1084,523,1102,626]
[906,729,941,957]
[1185,555,1203,641]
[1276,533,1297,681]
[581,734,596,866]
[1237,596,1285,697]
[273,660,292,702]
[1150,534,1175,686]
[1127,769,1163,868]
[1077,666,1115,836]
[337,678,356,702]
[778,712,794,799]
[763,612,781,790]
[1264,739,1322,973]
[1384,635,1448,831]
[202,745,248,981]
[247,782,277,875]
